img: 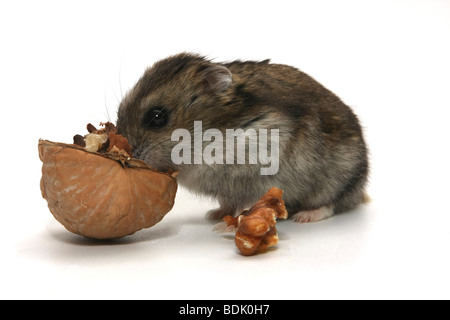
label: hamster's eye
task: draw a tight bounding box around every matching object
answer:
[142,107,169,129]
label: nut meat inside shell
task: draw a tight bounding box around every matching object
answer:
[39,140,177,239]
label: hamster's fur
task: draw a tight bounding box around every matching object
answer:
[117,53,369,222]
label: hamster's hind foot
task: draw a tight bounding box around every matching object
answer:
[291,206,334,223]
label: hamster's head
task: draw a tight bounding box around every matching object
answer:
[116,53,233,171]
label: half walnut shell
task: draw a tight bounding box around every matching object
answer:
[38,139,178,240]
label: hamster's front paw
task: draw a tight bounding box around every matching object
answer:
[206,206,234,220]
[212,221,237,233]
[291,206,334,223]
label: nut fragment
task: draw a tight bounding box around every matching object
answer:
[84,132,108,152]
[222,187,288,256]
[73,134,86,148]
[73,122,132,158]
[107,132,132,158]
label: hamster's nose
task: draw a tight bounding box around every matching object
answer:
[132,146,143,159]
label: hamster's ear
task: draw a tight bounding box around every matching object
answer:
[201,65,232,93]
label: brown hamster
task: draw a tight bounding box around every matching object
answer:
[117,53,369,223]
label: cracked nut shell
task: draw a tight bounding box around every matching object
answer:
[38,140,177,239]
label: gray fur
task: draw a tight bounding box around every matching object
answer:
[117,53,369,219]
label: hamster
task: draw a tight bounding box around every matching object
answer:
[116,53,369,223]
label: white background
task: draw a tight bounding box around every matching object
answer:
[1,0,450,299]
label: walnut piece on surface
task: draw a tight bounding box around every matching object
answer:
[222,187,288,256]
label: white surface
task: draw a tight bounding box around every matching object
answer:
[1,0,450,299]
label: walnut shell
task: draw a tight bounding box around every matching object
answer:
[38,140,177,239]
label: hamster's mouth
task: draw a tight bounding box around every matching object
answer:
[132,147,178,174]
